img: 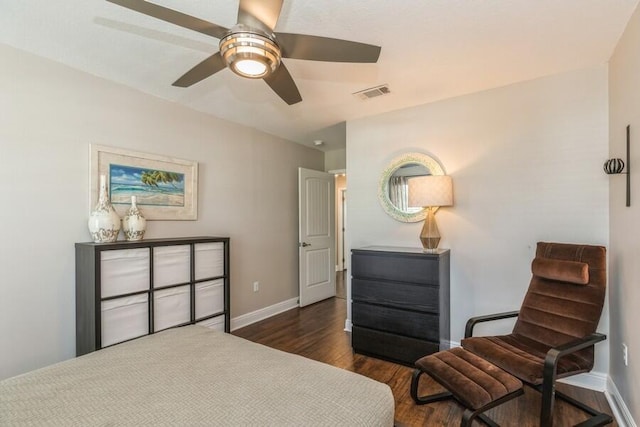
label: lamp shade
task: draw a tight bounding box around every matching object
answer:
[408,175,453,207]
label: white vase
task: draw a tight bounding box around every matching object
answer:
[88,175,121,243]
[122,196,147,241]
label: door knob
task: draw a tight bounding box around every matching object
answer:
[300,242,311,247]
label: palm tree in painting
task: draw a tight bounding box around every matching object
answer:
[140,170,183,190]
[140,171,158,188]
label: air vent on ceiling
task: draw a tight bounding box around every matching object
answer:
[353,84,391,100]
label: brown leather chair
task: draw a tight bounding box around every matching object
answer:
[412,242,612,426]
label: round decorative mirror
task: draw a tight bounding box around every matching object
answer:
[378,152,445,222]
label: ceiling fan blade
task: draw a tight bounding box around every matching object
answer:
[237,0,283,32]
[106,0,228,39]
[263,64,302,105]
[172,52,226,87]
[275,33,381,63]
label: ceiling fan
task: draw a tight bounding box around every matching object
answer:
[106,0,382,105]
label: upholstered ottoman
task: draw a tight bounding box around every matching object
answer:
[411,347,523,426]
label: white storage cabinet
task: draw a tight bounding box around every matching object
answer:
[76,237,230,356]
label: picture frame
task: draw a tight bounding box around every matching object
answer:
[90,144,198,220]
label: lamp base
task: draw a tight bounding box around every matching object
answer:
[422,247,440,254]
[419,207,441,251]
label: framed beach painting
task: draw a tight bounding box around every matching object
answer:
[90,145,198,220]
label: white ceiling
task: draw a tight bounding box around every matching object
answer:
[1,0,637,151]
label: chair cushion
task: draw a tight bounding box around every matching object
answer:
[415,347,522,410]
[461,334,594,385]
[531,257,589,285]
[512,243,605,364]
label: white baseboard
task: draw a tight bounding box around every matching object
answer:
[557,371,607,392]
[344,318,352,332]
[230,297,299,331]
[606,377,637,427]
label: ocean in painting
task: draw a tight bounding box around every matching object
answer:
[109,164,185,207]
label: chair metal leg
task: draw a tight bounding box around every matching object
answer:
[462,409,500,427]
[410,369,452,405]
[533,385,613,427]
[573,414,615,427]
[460,390,523,427]
[461,408,476,427]
[540,333,610,427]
[540,380,556,427]
[541,348,560,427]
[555,390,613,427]
[477,413,501,427]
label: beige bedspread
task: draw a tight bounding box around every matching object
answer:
[0,325,394,426]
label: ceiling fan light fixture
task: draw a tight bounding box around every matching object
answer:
[234,58,267,76]
[220,30,281,79]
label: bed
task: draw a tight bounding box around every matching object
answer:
[0,325,394,426]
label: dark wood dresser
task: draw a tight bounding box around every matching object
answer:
[351,246,450,365]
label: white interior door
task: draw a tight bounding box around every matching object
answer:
[298,168,336,307]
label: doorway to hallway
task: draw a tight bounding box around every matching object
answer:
[336,270,346,299]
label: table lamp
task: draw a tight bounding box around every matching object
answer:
[408,175,453,251]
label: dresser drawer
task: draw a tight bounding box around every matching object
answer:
[352,302,439,341]
[352,251,440,285]
[352,278,440,313]
[352,326,439,365]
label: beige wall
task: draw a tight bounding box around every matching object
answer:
[608,3,640,421]
[346,66,610,377]
[325,148,346,171]
[0,43,323,380]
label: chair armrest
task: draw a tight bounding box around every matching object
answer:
[464,310,520,338]
[543,332,607,380]
[539,333,607,426]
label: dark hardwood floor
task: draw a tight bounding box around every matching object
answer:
[233,297,617,427]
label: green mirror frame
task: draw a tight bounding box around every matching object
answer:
[377,152,445,223]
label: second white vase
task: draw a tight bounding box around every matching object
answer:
[122,196,147,241]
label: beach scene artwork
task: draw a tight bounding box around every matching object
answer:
[91,145,197,220]
[109,164,185,207]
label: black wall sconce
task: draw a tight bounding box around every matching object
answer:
[604,125,630,207]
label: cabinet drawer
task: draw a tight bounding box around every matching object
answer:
[197,314,225,332]
[352,278,440,313]
[154,285,191,331]
[195,243,225,280]
[352,326,439,365]
[352,252,439,285]
[101,294,149,347]
[353,302,439,341]
[195,279,224,319]
[101,249,150,298]
[153,245,190,287]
